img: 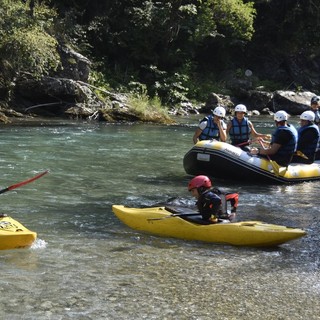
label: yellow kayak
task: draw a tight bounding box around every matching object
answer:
[0,215,37,250]
[112,205,306,247]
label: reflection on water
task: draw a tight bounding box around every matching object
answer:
[0,118,319,319]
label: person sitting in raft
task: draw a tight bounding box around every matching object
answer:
[250,110,298,167]
[310,95,320,127]
[188,175,239,224]
[226,104,270,151]
[291,111,320,164]
[193,106,227,144]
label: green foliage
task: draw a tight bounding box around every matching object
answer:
[181,70,232,102]
[89,70,112,91]
[3,26,59,76]
[195,0,256,41]
[140,64,190,105]
[154,73,190,105]
[252,1,320,54]
[0,0,60,81]
[2,0,319,111]
[128,81,148,96]
[14,0,252,106]
[80,0,257,105]
[126,88,172,123]
[212,0,256,40]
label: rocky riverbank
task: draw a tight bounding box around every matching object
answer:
[0,47,317,124]
[1,85,316,125]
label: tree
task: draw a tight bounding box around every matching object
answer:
[73,0,256,101]
[0,0,60,93]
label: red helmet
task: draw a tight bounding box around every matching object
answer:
[188,175,212,191]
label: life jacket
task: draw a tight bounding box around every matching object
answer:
[271,124,297,158]
[197,188,239,221]
[298,124,320,158]
[229,117,251,144]
[199,115,221,140]
[215,189,239,218]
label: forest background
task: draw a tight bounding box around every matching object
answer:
[0,0,320,118]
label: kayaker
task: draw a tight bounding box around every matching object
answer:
[310,95,320,126]
[188,175,238,223]
[291,110,320,164]
[226,104,270,151]
[193,106,227,144]
[250,110,298,167]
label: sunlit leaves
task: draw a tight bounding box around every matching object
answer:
[0,0,60,79]
[195,0,256,41]
[3,26,59,76]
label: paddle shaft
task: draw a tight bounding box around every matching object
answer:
[147,212,200,221]
[235,141,250,147]
[258,140,271,159]
[0,170,49,195]
[236,137,271,148]
[257,140,281,175]
[295,150,308,159]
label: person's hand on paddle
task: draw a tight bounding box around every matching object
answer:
[251,136,270,147]
[263,134,271,140]
[250,147,260,155]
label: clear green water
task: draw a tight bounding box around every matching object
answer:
[0,117,318,320]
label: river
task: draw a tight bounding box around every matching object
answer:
[0,116,319,320]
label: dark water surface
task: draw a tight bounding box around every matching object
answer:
[0,117,319,320]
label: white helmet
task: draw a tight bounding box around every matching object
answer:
[274,110,288,122]
[300,110,315,122]
[213,106,226,118]
[234,104,247,113]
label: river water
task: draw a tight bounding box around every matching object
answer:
[0,116,319,320]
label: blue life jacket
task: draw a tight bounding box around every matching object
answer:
[271,124,297,158]
[298,124,320,158]
[199,115,221,140]
[229,117,251,144]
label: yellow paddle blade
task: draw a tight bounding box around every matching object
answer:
[295,151,308,159]
[269,159,287,177]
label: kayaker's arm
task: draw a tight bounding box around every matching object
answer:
[256,143,281,156]
[214,118,227,142]
[251,128,292,158]
[249,121,271,141]
[225,193,239,213]
[193,127,203,144]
